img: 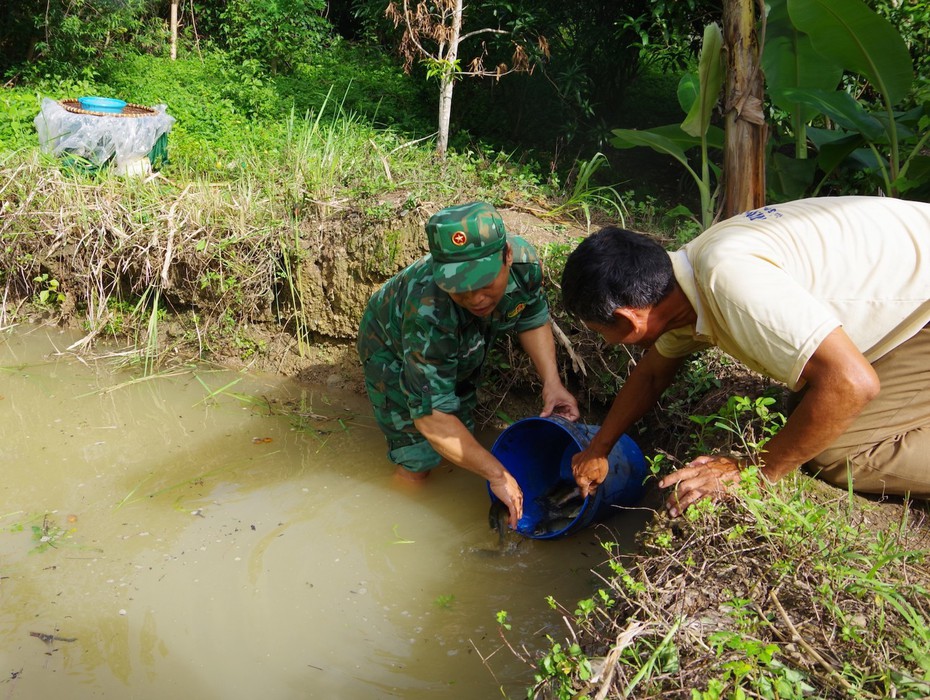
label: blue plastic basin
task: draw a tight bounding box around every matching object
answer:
[78,96,127,114]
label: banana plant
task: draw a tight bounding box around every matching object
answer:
[610,23,725,230]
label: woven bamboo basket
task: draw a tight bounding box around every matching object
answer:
[59,99,159,118]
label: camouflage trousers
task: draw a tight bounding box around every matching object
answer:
[361,347,477,472]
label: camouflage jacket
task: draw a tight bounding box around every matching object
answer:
[357,235,549,419]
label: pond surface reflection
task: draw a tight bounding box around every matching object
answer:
[0,324,648,699]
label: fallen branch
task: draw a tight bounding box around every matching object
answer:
[769,589,877,699]
[551,318,587,377]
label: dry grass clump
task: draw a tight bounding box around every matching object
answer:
[1,153,291,362]
[528,476,930,699]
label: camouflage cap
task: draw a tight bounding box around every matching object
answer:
[426,201,508,293]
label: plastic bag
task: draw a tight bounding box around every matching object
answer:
[34,98,176,168]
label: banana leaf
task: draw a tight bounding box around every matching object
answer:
[781,88,885,141]
[762,0,843,123]
[787,0,912,106]
[681,23,724,139]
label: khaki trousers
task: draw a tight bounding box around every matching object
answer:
[808,325,930,498]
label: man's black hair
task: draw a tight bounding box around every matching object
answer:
[560,226,675,324]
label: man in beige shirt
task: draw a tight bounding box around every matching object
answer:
[560,196,930,515]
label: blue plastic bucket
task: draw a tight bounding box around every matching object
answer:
[488,416,647,539]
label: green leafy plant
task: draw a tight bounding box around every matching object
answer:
[422,56,461,83]
[524,468,930,698]
[30,515,69,552]
[604,559,647,596]
[533,637,593,700]
[664,355,723,427]
[14,0,151,79]
[0,91,43,152]
[646,453,668,482]
[10,513,77,554]
[610,23,725,229]
[689,395,786,460]
[220,0,331,75]
[620,620,682,697]
[434,594,455,609]
[543,152,627,232]
[574,597,597,619]
[699,629,813,699]
[32,273,65,307]
[872,0,930,103]
[495,609,511,631]
[763,0,929,198]
[652,528,673,549]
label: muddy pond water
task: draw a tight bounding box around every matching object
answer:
[0,324,649,699]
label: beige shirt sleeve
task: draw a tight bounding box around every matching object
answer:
[654,327,710,359]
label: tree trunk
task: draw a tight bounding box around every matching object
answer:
[722,0,766,218]
[437,77,454,157]
[436,0,463,157]
[170,0,179,60]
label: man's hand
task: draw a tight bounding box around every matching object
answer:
[517,323,580,422]
[571,447,609,498]
[540,382,580,422]
[488,470,524,529]
[658,455,743,517]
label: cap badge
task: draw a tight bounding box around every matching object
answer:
[451,231,468,246]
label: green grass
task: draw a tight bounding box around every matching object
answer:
[543,152,628,233]
[505,395,930,699]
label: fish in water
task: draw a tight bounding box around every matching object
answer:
[532,480,586,537]
[488,499,510,538]
[485,500,524,553]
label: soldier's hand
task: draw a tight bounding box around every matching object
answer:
[540,383,580,422]
[487,471,523,529]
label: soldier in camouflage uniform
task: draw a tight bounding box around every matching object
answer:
[357,201,579,528]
